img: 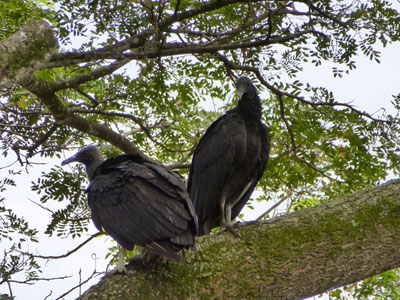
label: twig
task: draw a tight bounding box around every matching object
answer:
[52,59,130,92]
[7,274,72,285]
[44,290,52,300]
[74,87,99,106]
[256,189,294,221]
[27,122,59,158]
[71,109,191,153]
[54,269,100,300]
[25,232,103,260]
[28,198,53,214]
[277,94,343,183]
[173,0,181,17]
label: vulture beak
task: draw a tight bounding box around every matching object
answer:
[61,155,77,166]
[235,82,246,98]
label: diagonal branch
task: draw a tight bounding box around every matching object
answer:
[24,232,103,260]
[51,59,130,92]
[18,75,141,155]
[26,122,59,158]
[277,93,343,182]
[256,189,294,221]
[215,53,395,124]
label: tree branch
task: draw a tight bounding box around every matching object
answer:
[44,29,318,68]
[25,232,103,260]
[0,20,58,89]
[51,59,129,92]
[17,75,141,154]
[77,180,400,300]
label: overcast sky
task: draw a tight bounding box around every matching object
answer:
[1,36,400,300]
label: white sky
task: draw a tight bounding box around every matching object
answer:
[1,22,400,300]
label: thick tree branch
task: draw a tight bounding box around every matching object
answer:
[46,0,267,66]
[18,75,141,154]
[0,20,58,89]
[78,179,400,300]
[44,30,318,69]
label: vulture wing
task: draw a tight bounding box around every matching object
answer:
[88,155,196,261]
[188,110,247,235]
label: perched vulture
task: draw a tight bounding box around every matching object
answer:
[188,77,270,236]
[62,146,198,273]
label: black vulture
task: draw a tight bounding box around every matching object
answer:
[61,146,198,273]
[187,77,270,236]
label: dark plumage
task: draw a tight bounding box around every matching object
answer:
[188,77,270,236]
[62,146,198,272]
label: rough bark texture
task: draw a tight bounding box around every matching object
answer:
[0,19,58,89]
[77,179,400,300]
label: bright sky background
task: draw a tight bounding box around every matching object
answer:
[1,22,400,300]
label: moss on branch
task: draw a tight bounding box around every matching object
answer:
[0,19,58,88]
[78,179,400,300]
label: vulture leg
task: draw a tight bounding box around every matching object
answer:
[219,197,240,238]
[114,247,127,274]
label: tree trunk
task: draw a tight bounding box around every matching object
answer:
[77,179,400,300]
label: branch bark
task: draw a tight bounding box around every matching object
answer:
[77,179,400,300]
[0,20,58,89]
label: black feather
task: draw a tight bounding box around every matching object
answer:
[62,148,198,261]
[188,77,270,236]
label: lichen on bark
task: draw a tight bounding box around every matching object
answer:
[0,19,58,88]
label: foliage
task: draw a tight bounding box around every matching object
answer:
[330,270,400,300]
[31,166,90,237]
[0,0,51,40]
[0,175,40,290]
[1,0,400,298]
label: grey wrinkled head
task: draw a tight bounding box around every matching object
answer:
[235,77,256,98]
[61,145,104,181]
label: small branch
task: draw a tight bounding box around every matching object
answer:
[277,93,297,155]
[28,198,53,214]
[256,189,294,221]
[305,1,349,28]
[26,122,59,158]
[74,87,99,106]
[277,93,343,183]
[167,143,197,169]
[51,59,129,92]
[7,274,72,285]
[94,10,119,43]
[72,109,191,153]
[54,269,100,300]
[173,0,181,17]
[123,120,174,135]
[26,232,103,260]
